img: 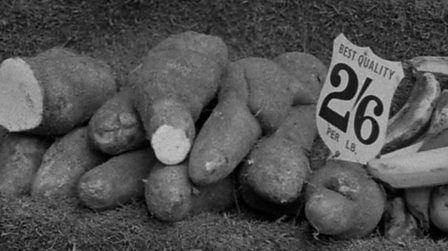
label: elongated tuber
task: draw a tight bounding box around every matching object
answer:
[130,31,228,165]
[274,51,327,101]
[239,105,316,205]
[78,148,157,210]
[88,89,146,155]
[188,94,262,185]
[0,47,117,135]
[189,53,326,186]
[0,134,50,196]
[144,163,234,222]
[31,127,107,198]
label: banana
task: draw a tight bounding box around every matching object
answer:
[401,132,445,231]
[380,139,424,159]
[383,109,448,229]
[367,145,448,188]
[382,89,448,159]
[404,127,448,228]
[409,56,448,86]
[404,187,431,231]
[428,89,448,134]
[409,56,448,75]
[382,72,440,153]
[384,197,420,240]
[379,77,448,230]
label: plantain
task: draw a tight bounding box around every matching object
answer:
[368,145,448,188]
[380,139,424,159]
[381,91,448,230]
[409,56,448,85]
[384,197,421,240]
[401,132,441,231]
[404,187,431,231]
[382,72,440,153]
[428,89,448,134]
[371,125,448,189]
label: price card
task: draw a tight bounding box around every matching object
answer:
[316,34,404,164]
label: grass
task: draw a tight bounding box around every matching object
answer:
[2,195,448,250]
[2,0,448,249]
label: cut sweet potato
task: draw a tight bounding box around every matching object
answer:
[0,47,117,135]
[131,32,227,165]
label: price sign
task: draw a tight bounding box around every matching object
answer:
[316,34,404,164]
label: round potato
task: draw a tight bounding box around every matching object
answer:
[305,160,386,239]
[430,185,448,232]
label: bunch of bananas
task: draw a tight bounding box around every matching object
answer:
[368,56,448,233]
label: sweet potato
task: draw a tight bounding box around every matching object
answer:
[88,89,146,155]
[0,126,7,140]
[189,54,326,186]
[78,148,157,210]
[384,197,420,240]
[238,175,302,217]
[234,57,316,131]
[0,47,117,135]
[31,127,107,198]
[150,30,228,68]
[430,185,448,232]
[274,52,327,101]
[191,174,235,214]
[0,134,50,196]
[188,95,261,185]
[131,32,227,165]
[305,160,386,239]
[144,163,234,222]
[239,105,316,205]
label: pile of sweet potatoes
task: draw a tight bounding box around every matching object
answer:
[3,31,446,240]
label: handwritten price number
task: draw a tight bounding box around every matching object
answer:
[318,63,384,145]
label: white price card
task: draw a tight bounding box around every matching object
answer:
[316,34,404,164]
